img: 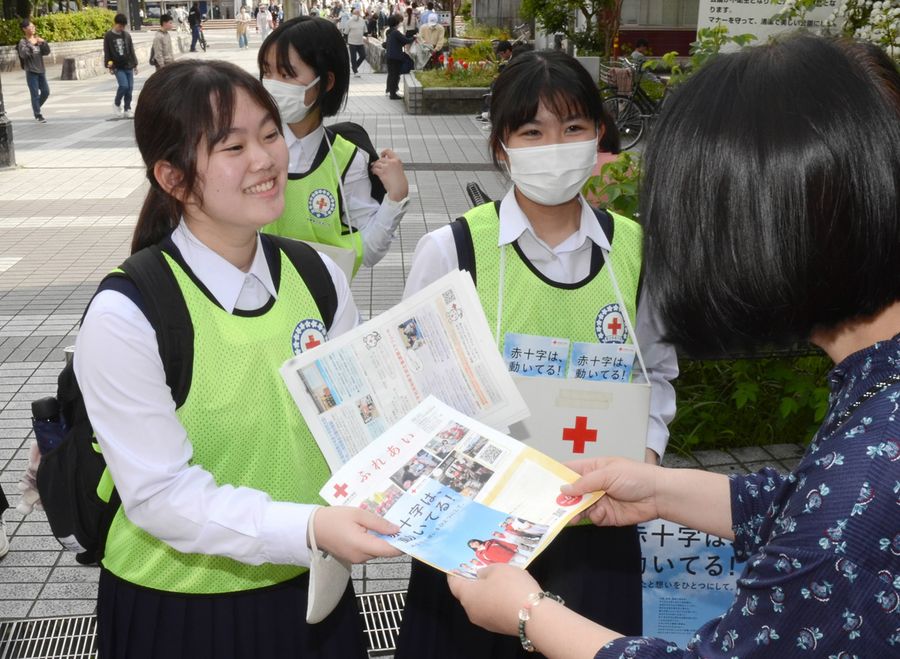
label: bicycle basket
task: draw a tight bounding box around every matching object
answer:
[600,61,634,93]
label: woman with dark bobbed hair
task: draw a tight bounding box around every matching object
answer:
[448,36,900,657]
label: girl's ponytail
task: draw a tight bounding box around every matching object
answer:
[131,184,181,254]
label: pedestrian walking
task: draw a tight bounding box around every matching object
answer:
[236,5,251,48]
[151,14,177,70]
[188,2,202,51]
[256,1,273,40]
[17,19,50,123]
[346,6,367,76]
[103,13,138,118]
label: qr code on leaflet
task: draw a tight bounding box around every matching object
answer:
[476,443,503,466]
[442,289,456,305]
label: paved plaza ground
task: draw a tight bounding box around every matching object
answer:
[0,28,806,626]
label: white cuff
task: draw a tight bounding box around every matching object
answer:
[260,501,317,567]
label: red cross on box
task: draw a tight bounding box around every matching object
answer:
[607,316,623,336]
[305,335,321,350]
[333,483,349,498]
[562,416,598,454]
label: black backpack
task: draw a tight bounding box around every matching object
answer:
[326,121,387,204]
[35,234,337,565]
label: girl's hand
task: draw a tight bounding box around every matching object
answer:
[562,457,661,528]
[313,506,403,564]
[371,148,409,202]
[448,565,541,635]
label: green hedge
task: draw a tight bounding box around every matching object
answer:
[1,8,114,46]
[669,354,831,455]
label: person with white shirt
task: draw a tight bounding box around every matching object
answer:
[259,16,409,277]
[75,60,400,659]
[395,50,678,659]
[346,6,368,75]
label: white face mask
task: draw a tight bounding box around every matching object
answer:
[502,137,598,206]
[262,76,320,124]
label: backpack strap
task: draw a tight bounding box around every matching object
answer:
[450,217,476,286]
[325,122,388,204]
[263,234,338,332]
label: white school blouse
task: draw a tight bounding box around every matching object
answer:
[403,188,678,459]
[74,222,359,569]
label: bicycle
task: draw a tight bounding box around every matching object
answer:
[599,59,668,150]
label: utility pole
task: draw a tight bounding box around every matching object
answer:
[0,76,15,169]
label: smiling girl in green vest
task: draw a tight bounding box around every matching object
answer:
[75,60,400,659]
[395,50,679,659]
[259,16,409,277]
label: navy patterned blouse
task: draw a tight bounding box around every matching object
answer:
[596,334,900,658]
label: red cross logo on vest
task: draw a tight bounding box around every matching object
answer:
[317,196,329,211]
[333,483,349,498]
[562,416,598,454]
[305,335,321,350]
[606,316,623,337]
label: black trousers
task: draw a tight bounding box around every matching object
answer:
[386,58,402,95]
[0,488,8,515]
[349,44,366,73]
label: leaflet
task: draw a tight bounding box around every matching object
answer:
[281,270,529,471]
[320,397,603,577]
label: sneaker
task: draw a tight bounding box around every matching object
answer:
[113,105,123,118]
[0,516,9,559]
[35,115,47,123]
[124,109,134,119]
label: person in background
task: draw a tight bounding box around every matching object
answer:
[17,19,50,124]
[384,13,415,99]
[152,14,177,70]
[346,6,367,77]
[418,1,437,25]
[257,1,274,39]
[475,40,513,123]
[237,5,252,48]
[259,16,409,273]
[188,2,202,51]
[103,13,138,119]
[401,5,417,37]
[448,35,900,658]
[417,12,444,65]
[629,37,662,85]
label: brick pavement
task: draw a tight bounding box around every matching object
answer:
[0,30,806,622]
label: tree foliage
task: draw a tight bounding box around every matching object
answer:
[521,0,623,56]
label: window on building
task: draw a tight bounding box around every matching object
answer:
[620,0,699,28]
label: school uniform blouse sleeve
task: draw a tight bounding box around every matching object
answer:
[342,147,408,267]
[74,229,358,569]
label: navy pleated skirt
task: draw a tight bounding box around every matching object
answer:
[395,524,642,659]
[97,569,367,659]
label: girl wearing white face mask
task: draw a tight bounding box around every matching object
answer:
[259,16,410,277]
[397,50,678,659]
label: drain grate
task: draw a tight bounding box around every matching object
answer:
[357,590,406,656]
[0,615,97,659]
[0,592,406,658]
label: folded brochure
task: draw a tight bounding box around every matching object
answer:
[320,396,603,578]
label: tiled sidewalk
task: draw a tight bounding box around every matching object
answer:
[0,30,806,621]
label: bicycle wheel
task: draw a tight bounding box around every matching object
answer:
[602,96,644,150]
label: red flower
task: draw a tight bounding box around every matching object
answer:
[438,53,445,63]
[462,61,469,70]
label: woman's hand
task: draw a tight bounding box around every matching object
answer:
[313,506,402,564]
[563,457,662,528]
[371,148,409,202]
[448,565,541,635]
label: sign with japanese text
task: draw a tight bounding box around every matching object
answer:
[698,0,836,45]
[639,520,739,646]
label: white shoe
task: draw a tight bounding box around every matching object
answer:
[124,109,134,119]
[113,104,123,118]
[0,517,9,559]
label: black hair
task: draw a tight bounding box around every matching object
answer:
[427,2,434,9]
[635,38,649,49]
[160,13,173,23]
[488,50,606,167]
[494,40,512,54]
[114,13,127,25]
[132,60,282,254]
[387,13,402,29]
[20,19,31,29]
[257,16,349,118]
[641,35,900,358]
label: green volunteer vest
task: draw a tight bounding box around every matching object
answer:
[263,133,364,275]
[463,201,643,350]
[102,248,331,594]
